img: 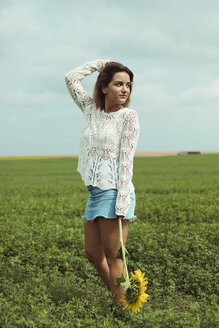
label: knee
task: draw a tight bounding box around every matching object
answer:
[85,250,102,265]
[104,247,118,266]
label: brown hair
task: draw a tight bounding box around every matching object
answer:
[93,61,134,109]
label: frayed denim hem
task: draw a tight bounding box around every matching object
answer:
[81,215,137,223]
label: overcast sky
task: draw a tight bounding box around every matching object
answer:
[0,0,219,156]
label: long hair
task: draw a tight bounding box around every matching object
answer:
[93,61,134,109]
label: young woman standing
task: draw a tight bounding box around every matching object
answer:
[65,59,139,305]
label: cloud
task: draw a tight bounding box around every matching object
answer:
[179,80,219,103]
[1,89,59,107]
[0,0,219,155]
[0,116,17,128]
[37,110,78,120]
[132,78,219,123]
[133,83,176,109]
[0,2,41,58]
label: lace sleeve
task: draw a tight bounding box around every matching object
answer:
[65,59,109,113]
[115,111,139,217]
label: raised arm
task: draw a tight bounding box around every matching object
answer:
[115,111,139,217]
[65,59,109,113]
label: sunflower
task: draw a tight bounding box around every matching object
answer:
[121,269,149,313]
[117,217,149,313]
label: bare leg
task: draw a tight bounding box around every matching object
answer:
[84,220,110,289]
[98,217,129,304]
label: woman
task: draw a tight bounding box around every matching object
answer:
[65,59,139,305]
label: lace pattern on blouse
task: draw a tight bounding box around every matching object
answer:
[115,111,139,216]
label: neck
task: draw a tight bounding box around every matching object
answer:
[104,102,124,113]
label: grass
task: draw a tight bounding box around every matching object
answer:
[0,154,218,327]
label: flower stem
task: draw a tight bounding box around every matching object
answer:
[118,217,130,284]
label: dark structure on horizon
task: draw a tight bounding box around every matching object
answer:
[178,151,201,155]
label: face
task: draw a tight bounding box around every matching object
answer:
[102,72,131,107]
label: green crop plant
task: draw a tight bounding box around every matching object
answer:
[0,154,218,327]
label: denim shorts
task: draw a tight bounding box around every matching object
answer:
[81,185,136,222]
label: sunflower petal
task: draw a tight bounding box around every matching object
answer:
[122,269,149,313]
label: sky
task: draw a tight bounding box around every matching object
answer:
[0,0,219,156]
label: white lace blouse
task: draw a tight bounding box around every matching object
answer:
[65,59,139,217]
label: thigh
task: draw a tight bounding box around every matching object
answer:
[84,220,104,258]
[98,218,129,258]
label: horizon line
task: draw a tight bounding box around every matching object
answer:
[0,151,218,160]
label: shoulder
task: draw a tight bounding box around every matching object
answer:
[122,107,138,116]
[121,108,139,122]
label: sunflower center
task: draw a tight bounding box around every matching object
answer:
[125,279,140,304]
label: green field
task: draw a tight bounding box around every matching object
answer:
[0,155,218,327]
